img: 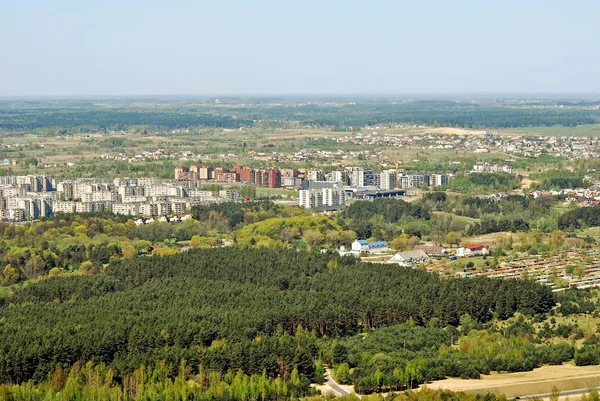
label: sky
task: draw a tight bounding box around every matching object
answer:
[0,0,599,96]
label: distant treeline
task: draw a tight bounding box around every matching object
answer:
[296,102,600,129]
[1,100,600,130]
[0,109,251,130]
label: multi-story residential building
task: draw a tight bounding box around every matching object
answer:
[56,181,75,200]
[429,174,449,187]
[327,170,347,184]
[190,165,213,180]
[217,172,239,183]
[174,166,189,180]
[379,170,397,190]
[399,174,429,189]
[233,165,254,183]
[188,190,216,202]
[349,169,376,188]
[112,203,138,216]
[170,201,188,215]
[282,176,302,187]
[307,169,325,181]
[219,190,241,201]
[299,181,346,211]
[280,168,299,178]
[267,169,281,188]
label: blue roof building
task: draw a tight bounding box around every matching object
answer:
[352,239,389,254]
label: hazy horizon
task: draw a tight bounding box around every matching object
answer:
[1,0,598,97]
[2,91,600,102]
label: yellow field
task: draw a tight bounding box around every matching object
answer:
[424,364,600,398]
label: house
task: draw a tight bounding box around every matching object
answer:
[457,244,490,257]
[351,240,389,254]
[413,245,446,256]
[351,240,370,253]
[388,250,429,266]
[135,219,144,226]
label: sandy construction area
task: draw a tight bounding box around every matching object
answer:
[419,127,487,136]
[424,364,600,397]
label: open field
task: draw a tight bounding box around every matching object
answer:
[253,186,298,199]
[424,364,600,398]
[460,231,519,247]
[500,124,600,137]
[580,227,600,238]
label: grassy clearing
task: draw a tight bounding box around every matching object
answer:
[500,124,600,137]
[361,254,395,263]
[547,314,599,343]
[461,232,519,247]
[254,187,298,199]
[438,256,490,273]
[580,227,600,238]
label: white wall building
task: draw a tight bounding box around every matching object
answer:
[299,182,345,211]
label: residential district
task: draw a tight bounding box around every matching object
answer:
[2,168,600,292]
[175,164,452,211]
[0,164,448,220]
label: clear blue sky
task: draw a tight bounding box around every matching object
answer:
[1,0,598,96]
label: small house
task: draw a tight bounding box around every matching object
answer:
[413,245,446,256]
[457,244,490,257]
[388,250,429,266]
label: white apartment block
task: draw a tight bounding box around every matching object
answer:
[379,170,398,190]
[299,182,345,211]
[429,174,449,187]
[219,190,240,201]
[113,203,139,216]
[0,175,241,221]
[327,170,346,183]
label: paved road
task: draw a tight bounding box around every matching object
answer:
[510,386,599,400]
[324,368,352,397]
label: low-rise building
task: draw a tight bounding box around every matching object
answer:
[413,245,446,256]
[351,240,389,254]
[457,244,490,257]
[387,250,429,266]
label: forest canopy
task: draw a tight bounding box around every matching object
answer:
[0,248,554,385]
